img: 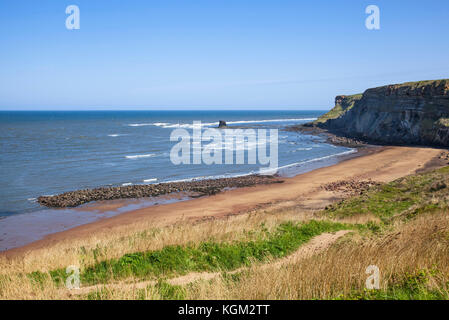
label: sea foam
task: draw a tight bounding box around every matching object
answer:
[128,118,317,129]
[125,154,156,159]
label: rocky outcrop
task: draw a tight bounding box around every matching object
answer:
[37,175,283,208]
[316,79,449,146]
[218,120,227,128]
[314,94,362,124]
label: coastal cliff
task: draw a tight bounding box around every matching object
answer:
[314,79,449,146]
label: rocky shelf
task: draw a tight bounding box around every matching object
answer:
[37,175,284,208]
[308,79,449,147]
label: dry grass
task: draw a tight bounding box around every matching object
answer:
[2,207,446,300]
[185,211,449,299]
[36,210,448,300]
[0,201,351,299]
[1,193,373,275]
[0,204,309,273]
[2,166,448,300]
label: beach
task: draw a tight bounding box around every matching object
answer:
[0,110,358,252]
[2,145,445,259]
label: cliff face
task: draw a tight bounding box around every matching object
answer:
[316,79,449,146]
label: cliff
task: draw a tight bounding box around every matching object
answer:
[315,93,363,124]
[315,79,449,146]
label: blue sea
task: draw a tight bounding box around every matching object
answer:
[0,110,355,249]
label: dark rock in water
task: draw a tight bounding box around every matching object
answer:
[37,175,284,208]
[309,79,449,147]
[286,124,366,148]
[218,120,227,128]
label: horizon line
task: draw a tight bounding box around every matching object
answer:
[0,108,330,112]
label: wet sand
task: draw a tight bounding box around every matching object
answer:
[0,192,194,251]
[1,146,445,257]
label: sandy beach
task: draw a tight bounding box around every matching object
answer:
[1,145,445,259]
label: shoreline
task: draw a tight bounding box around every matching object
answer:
[36,140,359,209]
[1,145,445,258]
[37,175,284,209]
[0,146,361,252]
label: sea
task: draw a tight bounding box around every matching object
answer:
[0,110,355,250]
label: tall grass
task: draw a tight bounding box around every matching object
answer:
[182,211,449,300]
[1,165,449,300]
[35,220,354,286]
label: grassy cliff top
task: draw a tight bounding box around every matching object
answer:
[314,79,449,125]
[386,79,449,89]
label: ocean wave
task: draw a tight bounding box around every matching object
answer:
[128,123,153,127]
[108,134,127,137]
[163,171,255,183]
[129,118,317,129]
[166,149,356,177]
[152,122,216,129]
[125,153,157,159]
[289,147,313,153]
[118,149,355,186]
[259,149,357,175]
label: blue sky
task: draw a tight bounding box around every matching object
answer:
[0,0,448,110]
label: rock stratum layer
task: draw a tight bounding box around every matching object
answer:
[314,79,449,146]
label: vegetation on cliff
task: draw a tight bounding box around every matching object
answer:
[315,79,449,146]
[315,93,362,124]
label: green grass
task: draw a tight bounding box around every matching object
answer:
[315,93,362,124]
[324,166,449,222]
[24,165,449,300]
[393,79,449,90]
[30,220,355,287]
[31,166,449,289]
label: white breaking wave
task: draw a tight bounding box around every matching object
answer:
[122,182,133,186]
[152,122,216,129]
[108,134,126,137]
[125,153,156,159]
[119,149,356,185]
[128,123,153,127]
[128,118,317,129]
[164,171,255,184]
[226,118,317,125]
[282,149,356,169]
[259,149,357,175]
[290,147,313,152]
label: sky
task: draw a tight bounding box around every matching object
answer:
[0,0,448,110]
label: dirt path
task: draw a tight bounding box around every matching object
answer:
[68,230,351,296]
[2,146,443,258]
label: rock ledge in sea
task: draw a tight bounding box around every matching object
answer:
[37,175,283,208]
